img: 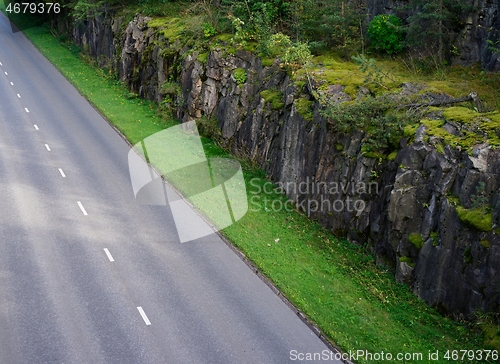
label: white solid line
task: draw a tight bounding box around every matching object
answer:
[44,144,51,151]
[34,124,39,130]
[24,108,29,113]
[137,307,151,325]
[77,201,88,216]
[58,168,66,178]
[10,82,13,85]
[103,248,114,262]
[17,94,20,98]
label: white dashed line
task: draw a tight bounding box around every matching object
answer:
[17,94,20,98]
[34,124,39,130]
[0,62,3,66]
[10,82,13,85]
[4,72,7,75]
[137,307,151,325]
[58,168,66,178]
[24,108,29,113]
[44,144,51,151]
[77,201,88,216]
[103,248,114,262]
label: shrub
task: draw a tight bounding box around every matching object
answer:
[367,14,404,54]
[233,68,247,85]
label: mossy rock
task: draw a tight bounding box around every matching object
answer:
[409,233,424,249]
[261,58,275,67]
[456,206,492,232]
[480,239,491,248]
[148,17,186,42]
[197,52,208,64]
[260,90,285,110]
[295,97,314,121]
[387,150,398,160]
[399,256,415,268]
[443,106,478,124]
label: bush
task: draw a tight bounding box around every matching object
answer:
[233,68,247,85]
[367,14,404,54]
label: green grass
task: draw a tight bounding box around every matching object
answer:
[8,12,494,362]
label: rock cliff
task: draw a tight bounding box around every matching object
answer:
[70,13,499,321]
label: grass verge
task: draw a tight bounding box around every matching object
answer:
[4,10,495,363]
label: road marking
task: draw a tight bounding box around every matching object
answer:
[4,72,7,75]
[34,124,39,130]
[137,307,151,325]
[0,62,2,66]
[44,144,51,151]
[103,248,114,262]
[24,108,29,113]
[76,201,88,216]
[77,201,88,215]
[58,168,66,177]
[17,94,20,98]
[10,82,13,85]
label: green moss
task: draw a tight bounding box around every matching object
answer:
[430,231,439,246]
[148,17,186,42]
[335,143,344,152]
[443,106,478,124]
[447,195,461,208]
[261,58,275,67]
[399,256,416,268]
[404,123,419,139]
[387,151,398,161]
[197,52,208,64]
[409,233,424,249]
[464,246,473,264]
[234,68,247,85]
[436,143,445,154]
[480,239,491,248]
[215,33,232,42]
[456,206,493,232]
[260,90,285,110]
[422,118,479,154]
[295,97,314,121]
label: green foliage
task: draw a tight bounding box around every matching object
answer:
[321,95,419,153]
[233,68,247,85]
[470,182,488,216]
[456,206,493,232]
[367,14,404,54]
[352,54,396,90]
[202,22,216,38]
[406,0,472,64]
[408,233,424,249]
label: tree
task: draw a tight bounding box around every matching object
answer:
[405,0,471,65]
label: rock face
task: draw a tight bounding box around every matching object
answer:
[69,14,500,321]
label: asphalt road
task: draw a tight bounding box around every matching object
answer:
[0,12,342,364]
